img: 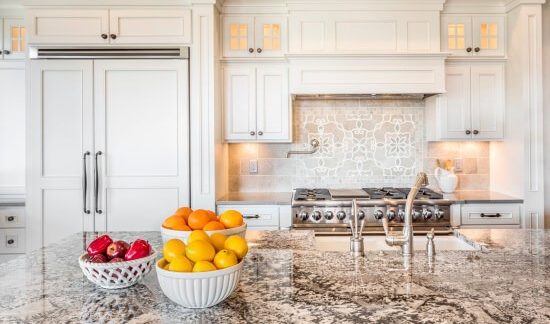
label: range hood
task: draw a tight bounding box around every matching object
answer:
[293,93,431,100]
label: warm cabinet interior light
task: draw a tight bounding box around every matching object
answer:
[480,23,498,49]
[447,23,465,49]
[230,23,248,50]
[263,24,281,50]
[11,26,26,52]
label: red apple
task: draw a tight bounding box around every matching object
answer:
[89,254,108,263]
[86,235,113,256]
[109,257,124,263]
[106,241,130,259]
[124,239,151,261]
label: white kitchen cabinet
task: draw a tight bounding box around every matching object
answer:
[425,63,504,141]
[216,205,291,230]
[27,8,191,45]
[2,19,26,60]
[441,15,505,57]
[223,64,290,142]
[459,203,521,228]
[222,15,287,58]
[28,59,190,250]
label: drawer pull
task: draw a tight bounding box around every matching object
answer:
[7,239,15,245]
[480,213,501,218]
[7,216,15,222]
[243,214,260,219]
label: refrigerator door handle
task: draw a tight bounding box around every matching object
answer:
[94,151,103,215]
[82,151,91,214]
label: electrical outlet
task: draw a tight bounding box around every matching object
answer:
[249,160,258,174]
[453,158,463,172]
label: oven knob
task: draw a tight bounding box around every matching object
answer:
[374,209,384,220]
[312,211,322,221]
[324,211,334,220]
[336,211,346,220]
[423,209,433,220]
[398,209,405,221]
[357,210,365,220]
[299,211,309,221]
[435,209,445,220]
[412,210,422,221]
[386,210,396,221]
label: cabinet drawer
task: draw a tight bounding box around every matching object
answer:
[217,205,279,227]
[461,204,520,225]
[0,228,25,253]
[0,206,25,228]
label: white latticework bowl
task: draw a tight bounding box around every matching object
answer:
[79,250,157,289]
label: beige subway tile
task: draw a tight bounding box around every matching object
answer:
[458,174,489,190]
[477,158,490,174]
[258,143,292,158]
[460,142,489,158]
[427,142,461,158]
[462,158,477,174]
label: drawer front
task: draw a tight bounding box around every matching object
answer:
[0,228,25,253]
[461,204,520,225]
[0,207,25,228]
[217,205,279,227]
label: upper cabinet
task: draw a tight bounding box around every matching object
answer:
[441,15,505,57]
[222,15,287,58]
[1,18,26,60]
[27,8,191,45]
[289,12,440,53]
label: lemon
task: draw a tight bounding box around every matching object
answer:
[163,239,186,262]
[192,260,217,272]
[224,235,248,260]
[188,230,212,244]
[185,240,216,262]
[213,249,238,269]
[210,233,227,252]
[168,255,193,272]
[163,263,170,270]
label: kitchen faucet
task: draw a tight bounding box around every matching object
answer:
[382,172,429,257]
[349,199,365,257]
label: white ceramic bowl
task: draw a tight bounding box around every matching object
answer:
[160,223,247,244]
[156,259,244,308]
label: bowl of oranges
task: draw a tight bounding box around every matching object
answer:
[161,207,246,244]
[156,229,248,308]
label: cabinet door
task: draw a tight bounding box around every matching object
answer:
[109,9,191,44]
[223,66,257,141]
[256,66,290,142]
[28,60,95,249]
[93,60,189,232]
[3,19,26,60]
[27,9,109,44]
[222,16,255,57]
[472,16,505,57]
[439,66,472,139]
[470,65,504,139]
[254,16,287,57]
[441,15,472,56]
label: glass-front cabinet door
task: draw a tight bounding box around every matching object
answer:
[472,16,505,57]
[3,19,26,60]
[441,15,472,57]
[223,16,254,57]
[254,16,286,57]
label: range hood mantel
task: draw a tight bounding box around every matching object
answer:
[292,93,433,100]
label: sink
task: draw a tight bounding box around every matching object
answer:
[314,235,477,252]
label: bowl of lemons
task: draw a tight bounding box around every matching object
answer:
[160,208,246,244]
[156,229,248,308]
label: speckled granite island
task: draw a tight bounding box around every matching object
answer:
[0,229,548,323]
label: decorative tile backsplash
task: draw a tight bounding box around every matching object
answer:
[228,99,490,192]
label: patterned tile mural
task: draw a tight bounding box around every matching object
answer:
[228,99,490,192]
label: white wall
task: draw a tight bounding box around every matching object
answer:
[543,1,550,228]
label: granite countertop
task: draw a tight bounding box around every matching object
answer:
[443,191,523,204]
[1,229,548,323]
[216,192,292,205]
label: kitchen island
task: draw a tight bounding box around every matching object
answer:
[0,229,548,323]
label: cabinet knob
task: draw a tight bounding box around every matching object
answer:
[249,131,256,136]
[256,48,262,53]
[101,34,108,39]
[7,216,15,222]
[258,131,263,136]
[248,48,254,53]
[466,47,472,53]
[474,47,480,53]
[465,130,471,135]
[7,239,14,245]
[3,50,10,55]
[110,34,117,40]
[473,130,479,135]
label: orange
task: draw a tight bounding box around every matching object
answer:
[213,250,238,269]
[168,255,193,272]
[163,215,188,230]
[187,210,211,230]
[206,210,217,221]
[219,210,244,229]
[185,240,216,262]
[175,207,193,222]
[163,239,186,262]
[203,221,225,231]
[210,233,227,252]
[188,230,212,244]
[192,261,217,272]
[224,235,248,260]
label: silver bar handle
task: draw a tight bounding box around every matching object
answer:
[82,151,90,214]
[94,151,103,214]
[243,214,260,219]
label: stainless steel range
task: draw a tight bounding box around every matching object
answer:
[291,187,453,235]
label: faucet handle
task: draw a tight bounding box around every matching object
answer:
[426,228,435,258]
[382,217,390,235]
